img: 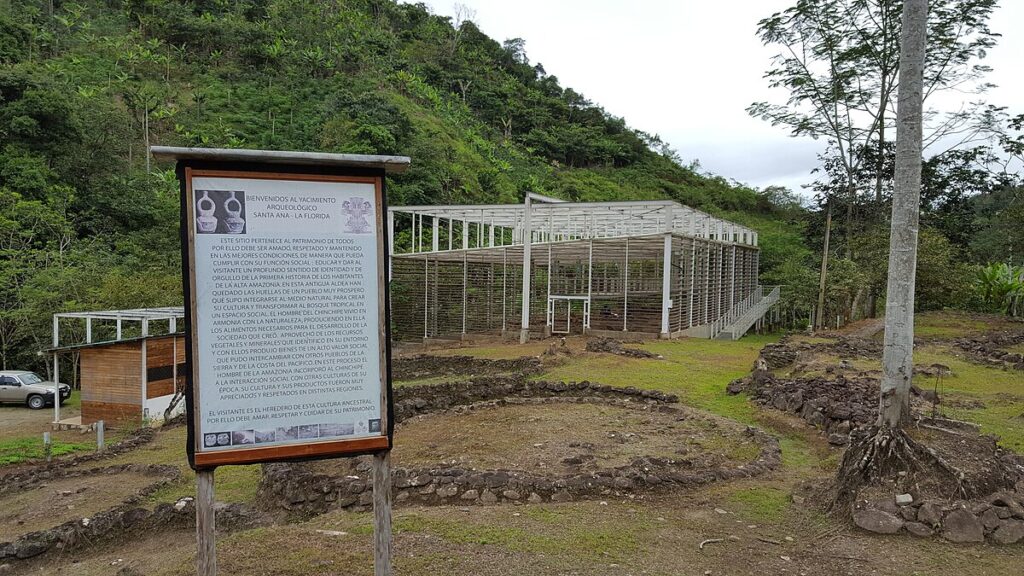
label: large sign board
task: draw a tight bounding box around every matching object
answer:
[181,166,392,469]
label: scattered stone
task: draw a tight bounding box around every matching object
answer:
[827,433,849,446]
[551,491,573,503]
[460,489,479,501]
[503,490,521,501]
[527,492,543,504]
[895,494,914,506]
[905,522,934,538]
[613,477,634,490]
[853,509,904,534]
[480,490,498,504]
[917,502,943,527]
[315,530,348,537]
[436,485,459,498]
[980,507,1003,531]
[991,519,1024,545]
[942,509,985,543]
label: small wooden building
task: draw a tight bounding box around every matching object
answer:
[51,308,186,427]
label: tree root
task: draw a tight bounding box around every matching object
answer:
[830,425,968,513]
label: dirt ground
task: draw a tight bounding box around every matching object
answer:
[5,312,1024,575]
[0,400,79,439]
[392,402,762,474]
[0,470,158,541]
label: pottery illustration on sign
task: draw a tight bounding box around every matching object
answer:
[342,198,373,234]
[224,191,246,234]
[196,191,218,233]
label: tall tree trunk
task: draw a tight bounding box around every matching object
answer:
[845,191,854,259]
[815,199,833,330]
[878,0,926,429]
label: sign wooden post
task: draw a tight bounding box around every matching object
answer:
[154,147,409,575]
[196,469,217,576]
[373,451,392,576]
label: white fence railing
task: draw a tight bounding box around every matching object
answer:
[709,285,780,340]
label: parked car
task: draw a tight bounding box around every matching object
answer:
[0,371,71,409]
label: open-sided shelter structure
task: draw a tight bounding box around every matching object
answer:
[49,307,186,426]
[388,194,779,342]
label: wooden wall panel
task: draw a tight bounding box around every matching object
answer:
[80,400,141,426]
[145,335,186,399]
[80,342,142,405]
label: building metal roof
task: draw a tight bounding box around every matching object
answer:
[389,196,758,258]
[150,146,411,173]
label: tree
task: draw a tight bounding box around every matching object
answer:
[833,0,968,509]
[751,0,998,327]
[881,0,926,429]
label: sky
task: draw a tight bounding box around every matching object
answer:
[420,0,1024,196]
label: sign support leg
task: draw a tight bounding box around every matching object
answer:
[197,469,217,576]
[373,450,393,576]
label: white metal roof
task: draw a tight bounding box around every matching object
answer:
[388,197,758,255]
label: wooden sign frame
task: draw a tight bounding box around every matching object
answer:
[177,160,394,470]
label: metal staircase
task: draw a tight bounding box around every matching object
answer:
[710,285,780,340]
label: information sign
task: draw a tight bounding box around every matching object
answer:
[179,164,395,468]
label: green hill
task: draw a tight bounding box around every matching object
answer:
[0,0,808,369]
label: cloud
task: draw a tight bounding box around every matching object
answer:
[421,0,1022,196]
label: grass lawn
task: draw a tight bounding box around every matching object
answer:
[914,345,1024,452]
[540,335,776,423]
[0,436,94,466]
[0,391,121,465]
[914,310,1017,339]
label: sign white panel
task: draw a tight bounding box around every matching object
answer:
[188,174,387,462]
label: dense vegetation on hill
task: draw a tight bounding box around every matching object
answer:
[0,0,811,370]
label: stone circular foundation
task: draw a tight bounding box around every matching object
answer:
[259,379,781,518]
[955,330,1024,371]
[0,464,182,562]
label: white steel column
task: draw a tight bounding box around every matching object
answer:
[623,237,629,332]
[546,242,552,331]
[140,319,149,421]
[502,248,507,334]
[587,239,593,331]
[387,211,395,281]
[704,241,710,324]
[423,260,428,339]
[448,219,453,250]
[660,233,673,337]
[519,195,533,344]
[387,211,395,253]
[85,317,92,343]
[52,316,60,423]
[730,246,736,310]
[462,252,468,335]
[462,220,469,250]
[688,241,696,328]
[431,217,439,252]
